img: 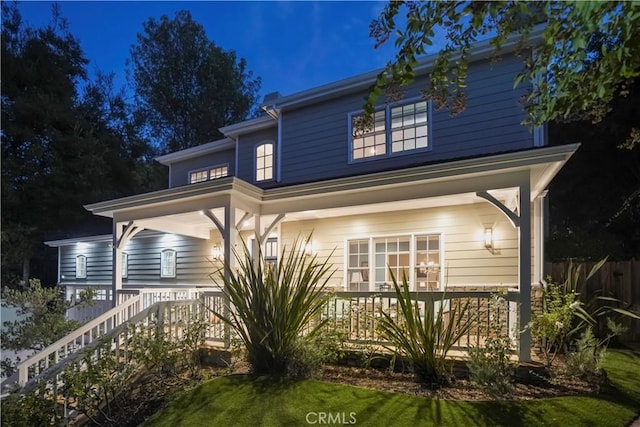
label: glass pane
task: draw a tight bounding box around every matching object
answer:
[399,240,410,251]
[265,144,273,155]
[265,169,273,180]
[392,141,403,152]
[416,137,428,148]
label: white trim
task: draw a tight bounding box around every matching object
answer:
[187,163,229,184]
[344,230,444,291]
[155,138,235,165]
[75,255,87,279]
[254,141,275,183]
[219,115,277,139]
[85,145,579,219]
[160,249,177,278]
[348,98,432,164]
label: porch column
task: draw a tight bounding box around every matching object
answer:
[519,180,532,362]
[112,222,123,307]
[253,214,262,265]
[223,201,237,280]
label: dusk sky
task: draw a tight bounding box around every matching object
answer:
[16,1,438,102]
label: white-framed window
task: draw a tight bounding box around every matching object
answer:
[160,249,177,278]
[76,255,87,279]
[350,100,430,162]
[346,233,441,291]
[255,143,274,182]
[347,239,369,291]
[122,252,128,278]
[189,164,229,184]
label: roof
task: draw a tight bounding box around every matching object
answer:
[155,138,235,165]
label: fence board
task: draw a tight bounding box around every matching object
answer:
[550,260,640,343]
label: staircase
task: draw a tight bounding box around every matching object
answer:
[1,288,225,396]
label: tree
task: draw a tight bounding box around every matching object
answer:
[1,3,164,287]
[366,1,640,147]
[1,279,95,375]
[128,10,261,153]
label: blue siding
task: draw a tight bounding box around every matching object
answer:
[278,54,531,185]
[58,234,216,287]
[169,148,235,188]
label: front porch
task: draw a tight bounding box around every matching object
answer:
[82,145,578,362]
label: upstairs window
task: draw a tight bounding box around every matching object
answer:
[189,164,229,184]
[350,100,430,162]
[160,249,177,278]
[76,255,87,279]
[255,143,274,182]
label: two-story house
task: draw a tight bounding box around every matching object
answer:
[45,28,578,361]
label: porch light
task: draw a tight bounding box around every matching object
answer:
[304,241,316,257]
[484,228,493,249]
[212,245,222,261]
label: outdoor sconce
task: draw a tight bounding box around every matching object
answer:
[304,241,316,257]
[212,245,222,261]
[484,228,493,249]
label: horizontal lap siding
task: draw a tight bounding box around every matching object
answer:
[59,234,216,287]
[170,148,236,187]
[279,54,531,185]
[280,203,526,288]
[60,243,112,283]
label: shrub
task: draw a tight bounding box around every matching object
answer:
[377,272,474,385]
[467,292,514,398]
[211,236,335,378]
[565,319,626,384]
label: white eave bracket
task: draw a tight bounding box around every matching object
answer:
[476,191,520,228]
[117,221,144,249]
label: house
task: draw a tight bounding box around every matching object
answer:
[44,28,578,362]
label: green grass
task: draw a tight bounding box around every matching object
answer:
[144,349,640,427]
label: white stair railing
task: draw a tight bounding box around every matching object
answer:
[12,295,142,387]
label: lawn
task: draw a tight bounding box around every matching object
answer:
[144,349,640,427]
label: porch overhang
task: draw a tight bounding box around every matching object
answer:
[84,144,579,237]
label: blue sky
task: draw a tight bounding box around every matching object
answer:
[17,1,415,102]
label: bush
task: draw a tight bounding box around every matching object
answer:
[467,292,514,398]
[377,272,474,385]
[211,236,335,378]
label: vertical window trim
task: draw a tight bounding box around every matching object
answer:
[76,255,87,279]
[160,249,177,278]
[254,141,275,183]
[348,98,432,164]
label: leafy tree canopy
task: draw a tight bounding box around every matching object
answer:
[1,3,164,287]
[366,1,640,147]
[128,10,261,153]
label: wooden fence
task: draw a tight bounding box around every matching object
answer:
[549,260,640,343]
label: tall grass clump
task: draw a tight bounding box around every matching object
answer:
[210,236,335,378]
[378,272,474,385]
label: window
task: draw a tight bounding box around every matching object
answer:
[76,255,87,279]
[264,237,278,268]
[347,239,369,291]
[160,249,177,278]
[122,252,128,278]
[346,234,441,291]
[350,100,429,161]
[255,143,273,182]
[189,164,229,184]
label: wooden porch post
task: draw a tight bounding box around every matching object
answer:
[519,179,532,362]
